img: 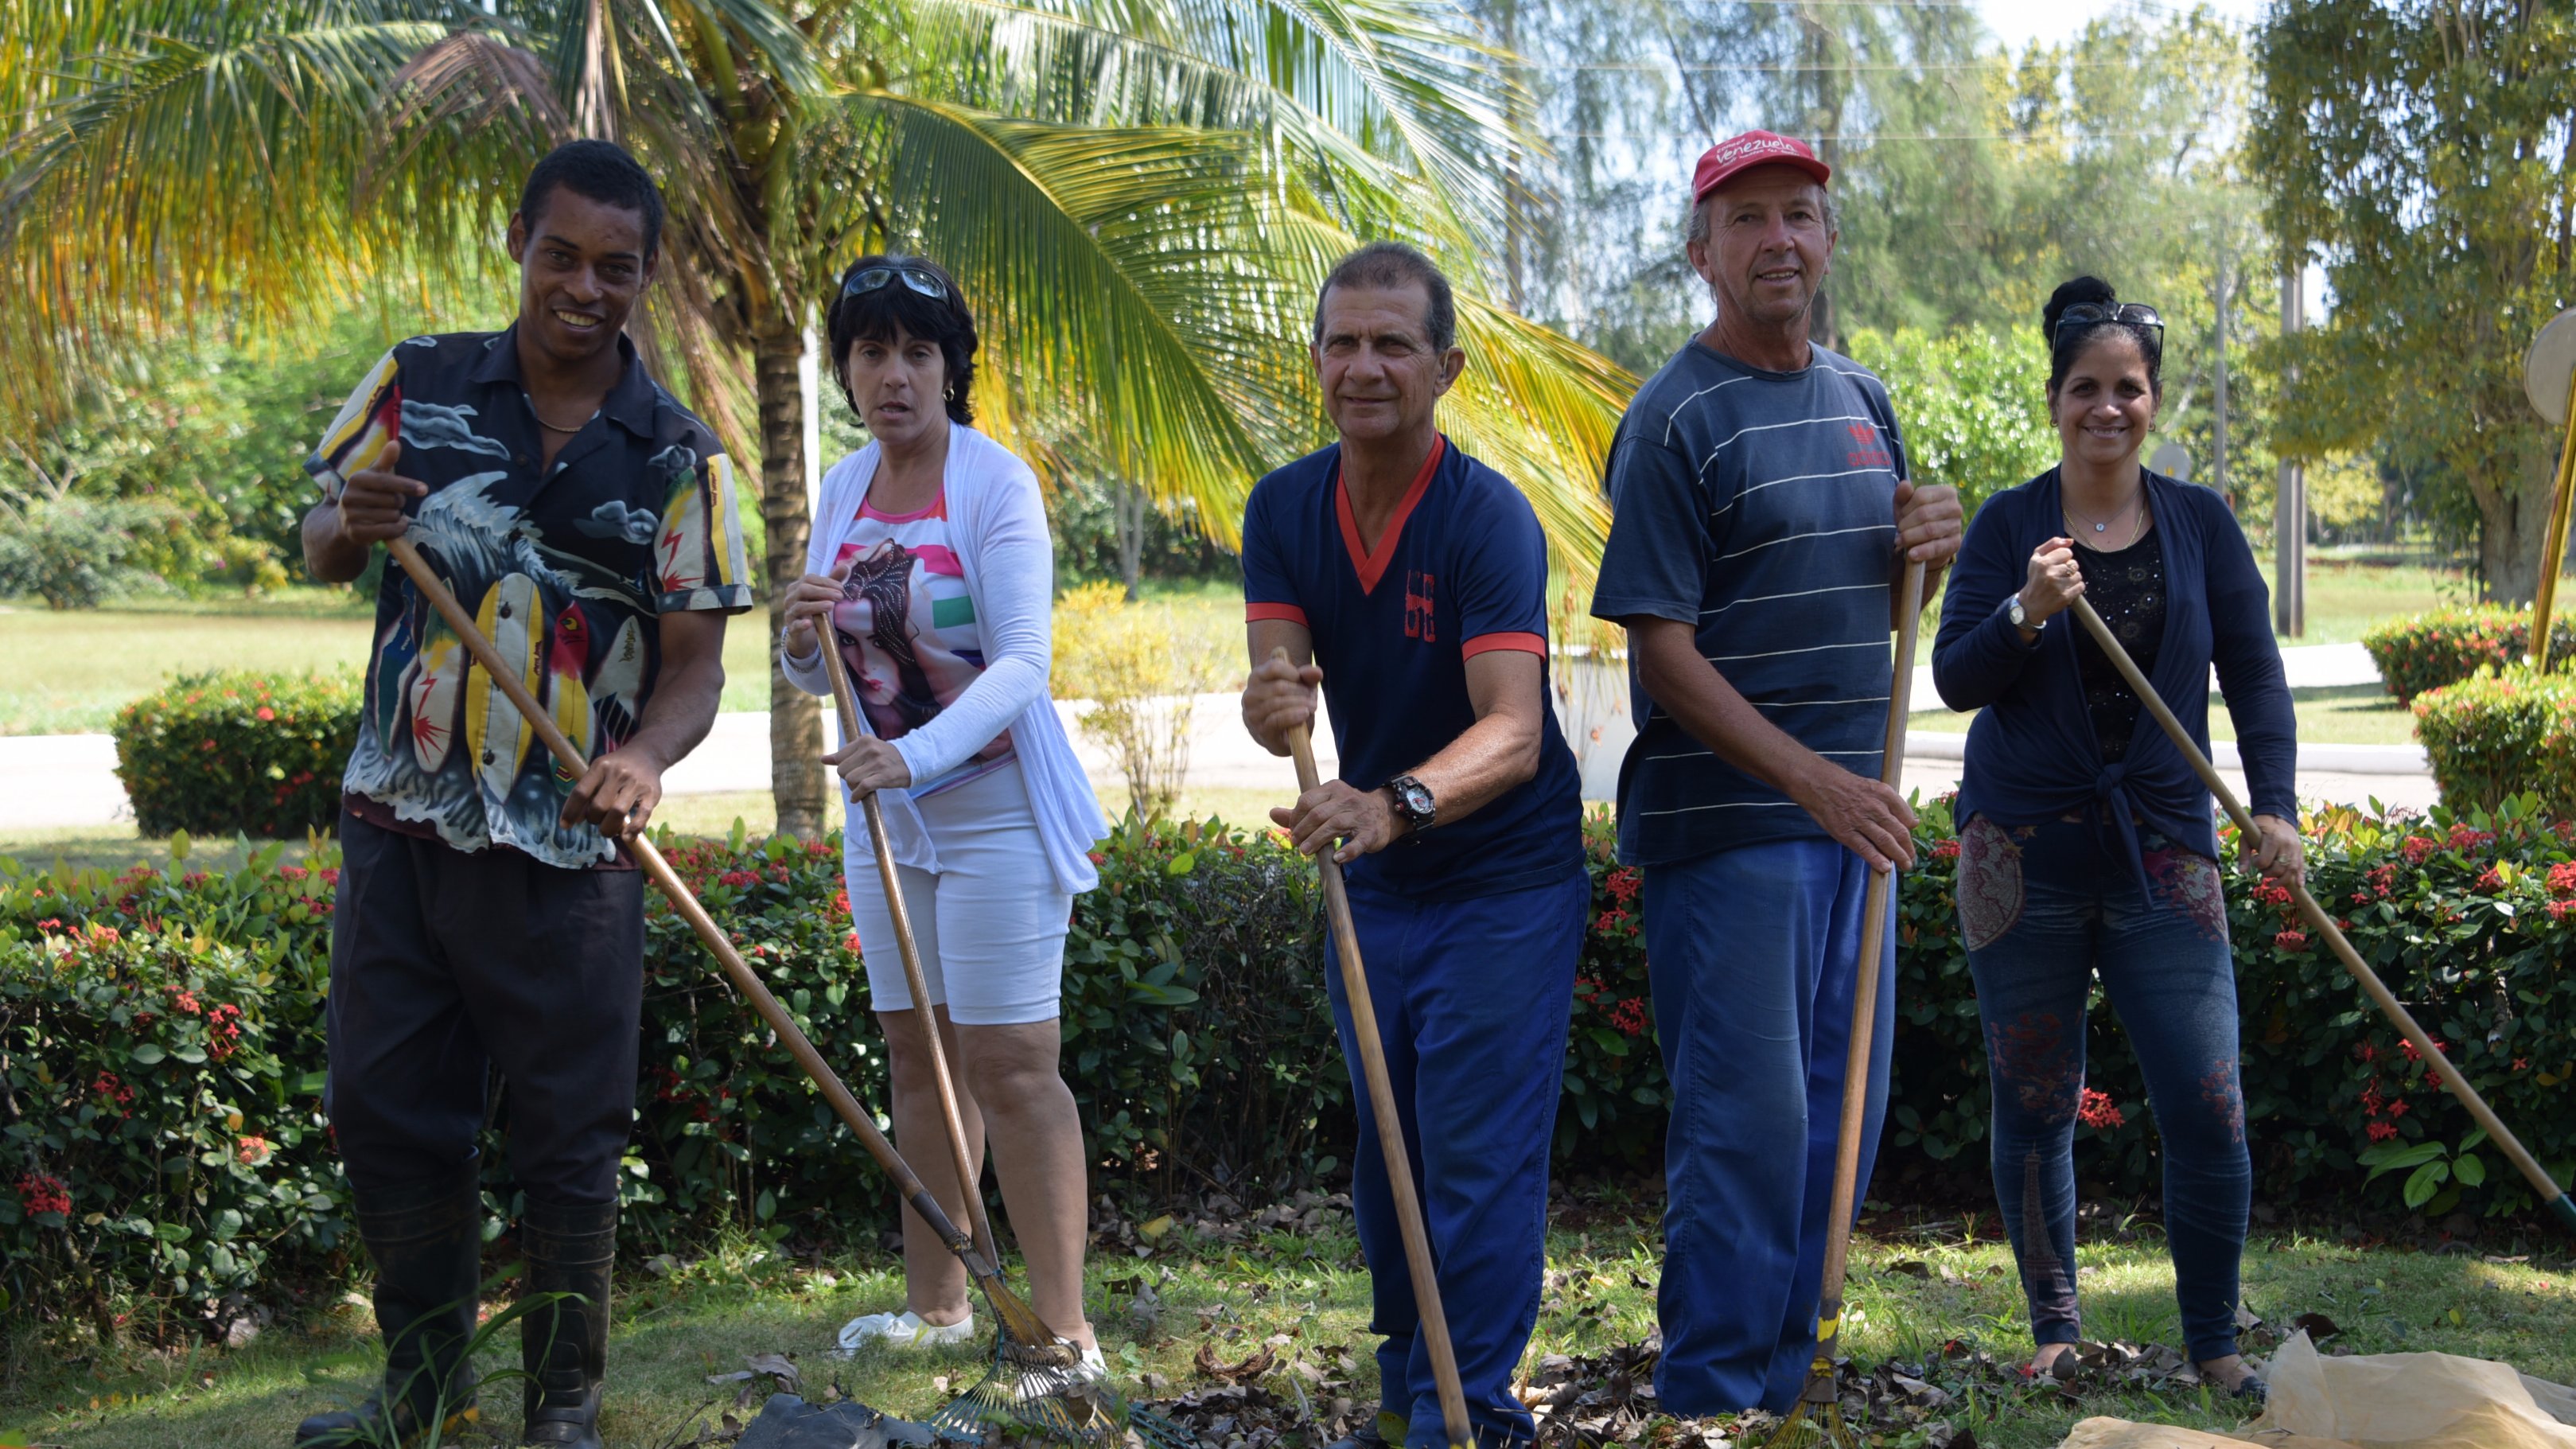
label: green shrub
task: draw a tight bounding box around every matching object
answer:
[2360,606,2576,703]
[10,800,2576,1336]
[112,672,358,838]
[2411,668,2576,817]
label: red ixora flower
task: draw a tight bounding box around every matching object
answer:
[17,1173,70,1217]
[2274,928,2309,952]
[2401,836,2438,864]
[236,1135,272,1167]
[2449,824,2495,852]
[2475,867,2505,894]
[1609,997,1649,1037]
[717,870,758,888]
[2367,1120,2399,1142]
[2549,862,2576,898]
[1605,867,1642,903]
[1932,839,1962,862]
[2077,1089,2126,1130]
[254,706,275,722]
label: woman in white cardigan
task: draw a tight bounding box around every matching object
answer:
[780,255,1109,1362]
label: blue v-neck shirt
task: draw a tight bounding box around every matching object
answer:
[1240,435,1585,902]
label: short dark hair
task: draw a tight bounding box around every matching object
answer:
[1311,242,1457,353]
[827,254,978,426]
[2042,274,2162,393]
[518,139,665,258]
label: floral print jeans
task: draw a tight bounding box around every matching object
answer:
[1955,814,2251,1365]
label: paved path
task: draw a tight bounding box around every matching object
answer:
[0,643,2421,832]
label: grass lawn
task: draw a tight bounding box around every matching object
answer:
[0,593,781,734]
[4,1206,2568,1449]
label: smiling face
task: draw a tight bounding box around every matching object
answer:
[1310,281,1464,446]
[2049,329,2160,470]
[507,186,655,368]
[842,324,950,451]
[1689,166,1836,335]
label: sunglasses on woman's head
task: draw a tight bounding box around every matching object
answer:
[2055,301,2164,349]
[842,264,948,302]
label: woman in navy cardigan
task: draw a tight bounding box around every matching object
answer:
[1931,276,2301,1400]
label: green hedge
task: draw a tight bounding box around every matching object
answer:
[111,672,358,837]
[2412,669,2576,818]
[2360,606,2576,703]
[5,802,2573,1340]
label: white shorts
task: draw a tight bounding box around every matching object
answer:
[847,760,1074,1026]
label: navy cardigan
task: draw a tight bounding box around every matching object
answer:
[1931,467,2298,877]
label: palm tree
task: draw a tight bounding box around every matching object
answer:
[1,0,1632,834]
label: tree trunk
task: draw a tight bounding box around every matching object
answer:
[2475,434,2560,606]
[755,319,827,837]
[1115,480,1146,602]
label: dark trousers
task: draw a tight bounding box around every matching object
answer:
[1332,870,1588,1449]
[1955,815,2251,1364]
[327,811,645,1206]
[1639,839,1895,1416]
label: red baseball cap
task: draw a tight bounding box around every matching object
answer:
[1691,130,1831,202]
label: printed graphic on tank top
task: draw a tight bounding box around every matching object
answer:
[828,488,1014,796]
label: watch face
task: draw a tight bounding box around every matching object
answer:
[1395,779,1434,819]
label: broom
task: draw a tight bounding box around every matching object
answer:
[2066,596,2576,1235]
[1273,648,1475,1449]
[380,535,1177,1444]
[1766,559,1927,1449]
[809,626,1184,1443]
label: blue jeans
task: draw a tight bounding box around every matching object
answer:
[1640,839,1895,1415]
[1955,815,2251,1363]
[1332,869,1588,1449]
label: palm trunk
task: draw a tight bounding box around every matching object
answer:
[756,319,827,838]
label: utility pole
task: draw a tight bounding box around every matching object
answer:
[2212,236,2230,502]
[2275,263,2306,637]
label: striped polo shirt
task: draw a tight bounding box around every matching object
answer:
[1589,339,1908,866]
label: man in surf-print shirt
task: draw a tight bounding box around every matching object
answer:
[291,141,747,1449]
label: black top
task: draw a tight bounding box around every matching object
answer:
[2072,526,2167,763]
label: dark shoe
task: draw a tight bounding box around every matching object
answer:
[294,1163,484,1447]
[518,1199,618,1447]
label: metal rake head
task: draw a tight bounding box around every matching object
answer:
[928,1338,1197,1447]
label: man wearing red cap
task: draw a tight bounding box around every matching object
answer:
[1588,130,1963,1414]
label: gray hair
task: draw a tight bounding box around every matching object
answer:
[1684,182,1837,247]
[1310,240,1457,353]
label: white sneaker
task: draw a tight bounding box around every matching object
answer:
[832,1309,977,1357]
[1079,1345,1108,1379]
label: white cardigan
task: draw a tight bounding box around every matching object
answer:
[782,425,1107,897]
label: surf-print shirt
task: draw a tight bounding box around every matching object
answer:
[826,488,1015,797]
[307,327,755,869]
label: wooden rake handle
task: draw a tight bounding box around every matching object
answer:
[1273,649,1473,1449]
[812,630,1003,1268]
[382,536,1010,1272]
[1804,559,1928,1392]
[2067,596,2575,1233]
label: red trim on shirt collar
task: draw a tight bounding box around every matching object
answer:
[1461,632,1546,659]
[1333,434,1446,595]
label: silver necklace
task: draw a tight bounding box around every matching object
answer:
[528,397,598,434]
[2065,491,2145,546]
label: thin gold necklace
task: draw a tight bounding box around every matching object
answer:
[528,397,597,434]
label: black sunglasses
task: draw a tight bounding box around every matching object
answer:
[842,263,949,302]
[2055,301,2165,349]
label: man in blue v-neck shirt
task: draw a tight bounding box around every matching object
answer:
[1239,243,1587,1449]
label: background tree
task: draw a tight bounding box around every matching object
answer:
[0,0,1632,835]
[2251,0,2576,602]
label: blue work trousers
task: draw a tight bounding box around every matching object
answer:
[1641,839,1895,1416]
[1330,869,1589,1449]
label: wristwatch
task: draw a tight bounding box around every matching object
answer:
[1384,773,1437,832]
[2007,593,2047,633]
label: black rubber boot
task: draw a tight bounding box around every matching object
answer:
[294,1163,483,1447]
[518,1199,618,1447]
